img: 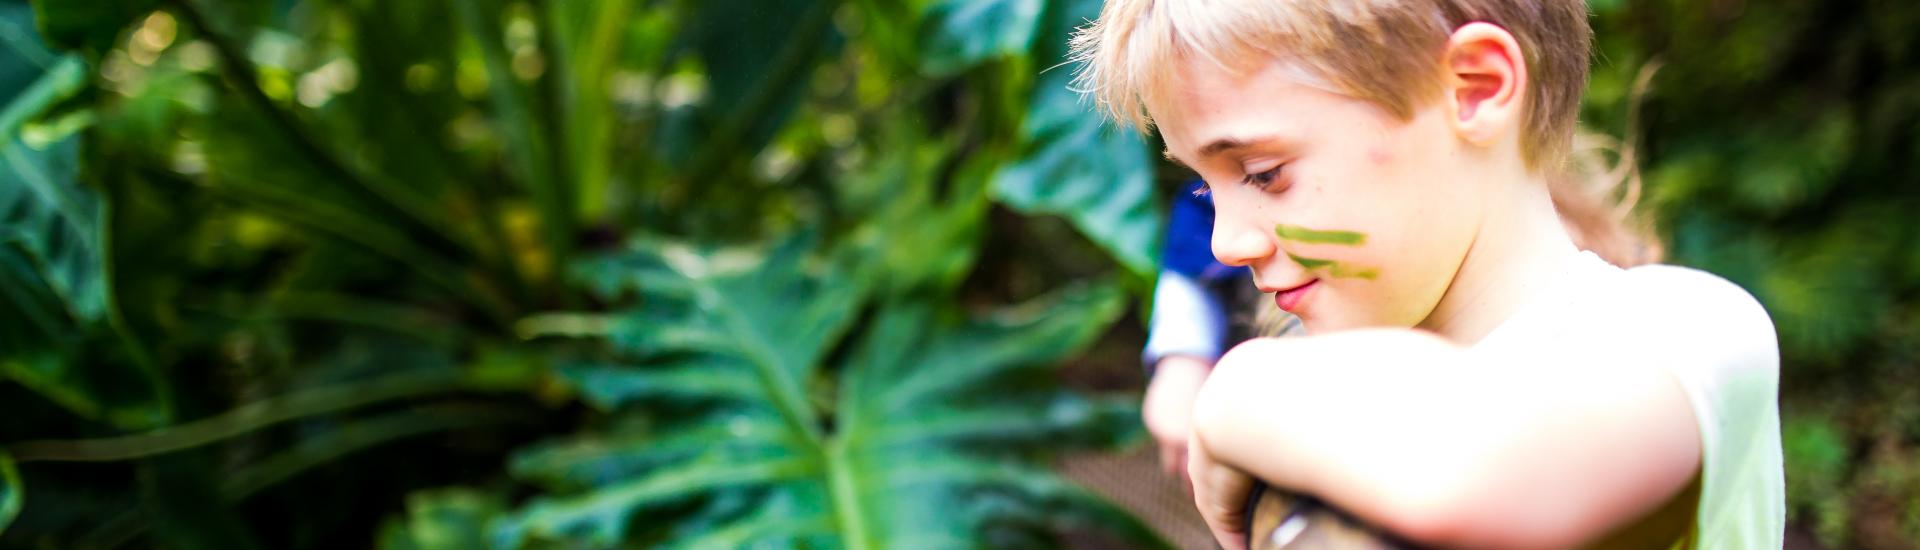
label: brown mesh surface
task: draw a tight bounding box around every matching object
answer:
[1059,445,1217,549]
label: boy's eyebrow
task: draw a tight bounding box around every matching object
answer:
[1163,134,1287,168]
[1196,135,1276,157]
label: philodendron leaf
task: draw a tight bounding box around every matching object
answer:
[884,457,1165,548]
[492,236,1159,548]
[554,362,766,410]
[1,54,97,327]
[992,0,1162,278]
[0,46,168,427]
[495,455,818,547]
[507,414,794,492]
[0,451,20,535]
[916,0,1044,77]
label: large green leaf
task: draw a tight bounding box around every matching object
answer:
[0,38,166,425]
[492,236,1160,548]
[991,0,1162,278]
[916,0,1044,77]
[567,235,867,439]
[0,54,95,330]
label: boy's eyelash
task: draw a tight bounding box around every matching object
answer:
[1242,165,1284,187]
[1190,165,1284,197]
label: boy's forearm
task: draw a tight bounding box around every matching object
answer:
[1191,330,1701,549]
[1192,331,1486,543]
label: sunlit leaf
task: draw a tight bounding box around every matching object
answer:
[916,0,1043,77]
[992,0,1161,278]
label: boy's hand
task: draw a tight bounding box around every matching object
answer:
[1188,428,1254,550]
[1143,355,1212,482]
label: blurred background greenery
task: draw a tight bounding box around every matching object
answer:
[0,0,1913,548]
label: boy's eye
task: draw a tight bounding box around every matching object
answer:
[1190,164,1283,197]
[1241,164,1285,189]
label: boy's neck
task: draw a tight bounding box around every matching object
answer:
[1418,175,1579,345]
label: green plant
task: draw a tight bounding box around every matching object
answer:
[490,235,1159,548]
[1,0,1169,545]
[0,6,167,430]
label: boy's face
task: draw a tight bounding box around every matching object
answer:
[1154,59,1489,333]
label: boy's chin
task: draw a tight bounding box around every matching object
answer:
[1295,315,1340,335]
[1295,313,1393,336]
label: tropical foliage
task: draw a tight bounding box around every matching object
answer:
[1,0,1164,546]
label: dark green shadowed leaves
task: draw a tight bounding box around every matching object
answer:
[29,0,160,58]
[0,451,19,535]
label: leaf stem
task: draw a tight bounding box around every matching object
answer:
[824,436,873,550]
[3,369,484,463]
[78,405,524,548]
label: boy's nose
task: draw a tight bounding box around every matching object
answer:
[1211,218,1276,267]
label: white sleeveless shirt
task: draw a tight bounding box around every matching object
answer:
[1475,251,1786,548]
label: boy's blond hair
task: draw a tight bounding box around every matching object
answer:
[1070,0,1592,173]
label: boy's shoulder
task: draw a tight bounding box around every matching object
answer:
[1514,256,1777,372]
[1614,264,1776,347]
[1595,262,1780,381]
[1613,266,1786,550]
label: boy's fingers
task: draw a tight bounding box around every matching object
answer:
[1188,438,1251,550]
[1158,437,1188,477]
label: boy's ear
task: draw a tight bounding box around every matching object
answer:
[1442,22,1527,147]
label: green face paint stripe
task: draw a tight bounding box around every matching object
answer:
[1286,253,1335,269]
[1274,224,1367,246]
[1286,253,1380,280]
[1330,265,1380,280]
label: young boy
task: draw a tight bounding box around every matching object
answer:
[1073,1,1784,548]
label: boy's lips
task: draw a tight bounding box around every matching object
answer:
[1271,279,1319,313]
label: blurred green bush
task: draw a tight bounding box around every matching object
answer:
[1584,1,1920,546]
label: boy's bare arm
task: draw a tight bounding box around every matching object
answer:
[1189,329,1701,549]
